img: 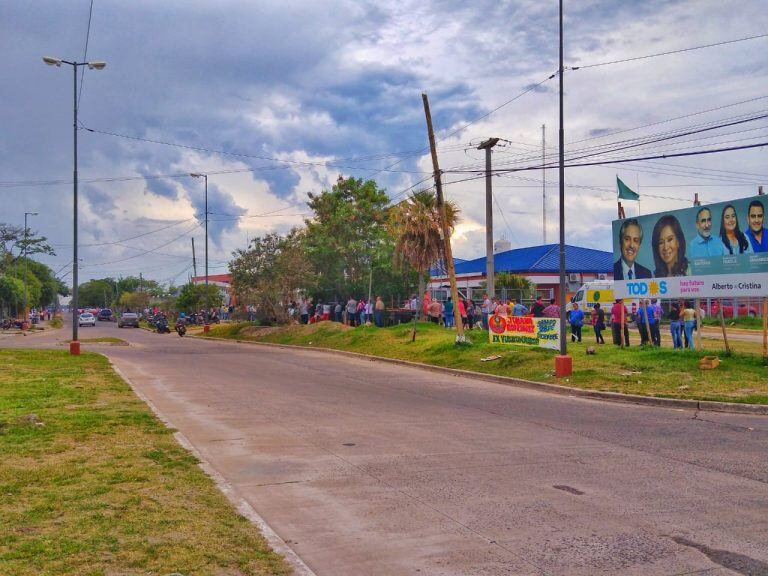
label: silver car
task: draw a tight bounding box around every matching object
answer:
[78,312,96,327]
[117,312,140,328]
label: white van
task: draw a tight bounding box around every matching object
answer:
[568,281,615,313]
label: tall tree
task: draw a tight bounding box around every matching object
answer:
[304,176,394,299]
[229,230,312,322]
[388,190,460,316]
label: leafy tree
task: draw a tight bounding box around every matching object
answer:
[175,283,223,313]
[479,273,536,300]
[388,190,460,316]
[304,177,391,298]
[0,275,24,317]
[229,231,313,322]
[119,291,150,312]
[0,223,54,272]
[77,278,118,308]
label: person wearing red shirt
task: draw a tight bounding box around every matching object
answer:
[610,299,630,347]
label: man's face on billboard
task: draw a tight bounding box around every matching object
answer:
[620,223,642,266]
[696,209,713,238]
[749,204,764,234]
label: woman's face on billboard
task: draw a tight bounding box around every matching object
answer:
[723,207,737,232]
[658,225,679,267]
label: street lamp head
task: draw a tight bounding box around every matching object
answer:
[87,61,106,70]
[26,212,39,216]
[43,56,62,66]
[190,172,205,178]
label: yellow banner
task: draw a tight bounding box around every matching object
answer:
[488,315,560,350]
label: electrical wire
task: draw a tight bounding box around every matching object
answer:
[76,0,95,112]
[81,222,201,267]
[571,33,768,70]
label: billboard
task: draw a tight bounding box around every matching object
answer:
[612,194,768,299]
[488,315,561,350]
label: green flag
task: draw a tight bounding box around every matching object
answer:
[617,176,639,200]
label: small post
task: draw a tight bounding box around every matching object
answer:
[719,301,731,354]
[695,298,702,350]
[762,297,767,360]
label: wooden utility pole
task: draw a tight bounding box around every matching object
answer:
[191,237,198,278]
[422,93,465,342]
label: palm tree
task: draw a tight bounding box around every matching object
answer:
[388,190,459,335]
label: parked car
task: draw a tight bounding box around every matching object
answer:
[707,299,758,318]
[78,312,96,327]
[117,312,140,328]
[97,308,114,321]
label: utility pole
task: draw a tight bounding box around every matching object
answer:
[477,137,499,299]
[23,211,38,321]
[542,124,547,244]
[422,93,465,342]
[190,173,210,331]
[555,0,571,377]
[191,237,198,278]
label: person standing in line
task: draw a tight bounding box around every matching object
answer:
[346,296,357,326]
[356,299,366,324]
[299,298,309,325]
[443,297,455,328]
[611,299,630,347]
[466,299,475,330]
[364,299,373,325]
[458,297,468,329]
[669,301,683,350]
[542,298,560,318]
[636,301,651,345]
[334,302,342,322]
[481,294,492,330]
[569,302,584,343]
[682,300,698,350]
[650,299,662,346]
[531,296,546,317]
[591,302,606,344]
[512,299,528,316]
[374,296,385,327]
[427,298,441,324]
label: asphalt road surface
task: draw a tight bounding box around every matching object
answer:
[4,319,768,575]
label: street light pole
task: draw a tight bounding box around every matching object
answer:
[190,173,210,332]
[43,56,106,355]
[23,211,39,321]
[554,0,572,377]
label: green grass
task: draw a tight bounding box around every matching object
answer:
[48,318,63,329]
[65,337,128,345]
[202,321,768,404]
[701,316,765,330]
[0,349,289,576]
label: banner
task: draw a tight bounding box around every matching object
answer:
[612,194,768,299]
[488,315,560,350]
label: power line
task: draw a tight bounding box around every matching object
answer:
[571,33,768,70]
[81,222,201,267]
[76,0,95,112]
[83,126,430,175]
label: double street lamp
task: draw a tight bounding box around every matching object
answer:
[23,211,39,320]
[189,172,210,332]
[43,56,106,355]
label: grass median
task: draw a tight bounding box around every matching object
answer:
[201,321,768,405]
[0,349,289,576]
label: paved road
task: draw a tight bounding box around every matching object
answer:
[4,321,768,575]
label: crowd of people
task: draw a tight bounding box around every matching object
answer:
[270,292,709,352]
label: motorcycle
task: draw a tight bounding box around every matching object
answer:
[175,319,187,337]
[154,316,171,334]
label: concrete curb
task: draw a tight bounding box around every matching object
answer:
[193,334,768,416]
[107,360,317,576]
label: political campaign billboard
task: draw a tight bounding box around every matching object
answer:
[612,194,768,299]
[488,315,561,350]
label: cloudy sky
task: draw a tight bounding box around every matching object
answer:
[2,0,767,285]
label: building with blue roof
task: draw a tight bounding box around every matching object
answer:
[429,243,614,301]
